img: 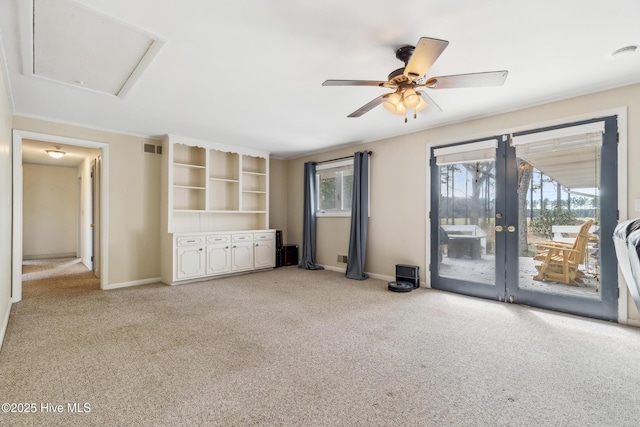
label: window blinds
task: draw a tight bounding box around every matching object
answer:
[511,121,604,154]
[433,139,498,165]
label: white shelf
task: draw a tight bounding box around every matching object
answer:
[174,162,205,169]
[209,177,239,183]
[164,136,269,234]
[174,185,205,190]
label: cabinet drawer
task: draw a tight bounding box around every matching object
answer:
[254,233,274,241]
[176,236,205,246]
[206,235,230,244]
[232,234,254,243]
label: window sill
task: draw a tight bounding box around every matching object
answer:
[316,211,351,218]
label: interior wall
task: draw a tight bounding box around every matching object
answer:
[286,83,640,322]
[22,164,78,258]
[12,116,162,286]
[0,51,13,346]
[269,158,288,241]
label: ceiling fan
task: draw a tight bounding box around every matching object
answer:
[322,37,508,122]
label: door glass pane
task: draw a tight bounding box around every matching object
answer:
[516,145,601,299]
[438,161,496,285]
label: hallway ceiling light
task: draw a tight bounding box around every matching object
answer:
[46,147,66,159]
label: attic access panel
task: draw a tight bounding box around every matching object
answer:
[33,0,163,97]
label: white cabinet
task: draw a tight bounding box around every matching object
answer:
[206,234,231,275]
[165,230,275,284]
[232,243,254,272]
[176,241,206,280]
[160,134,273,285]
[254,232,275,268]
[231,233,254,271]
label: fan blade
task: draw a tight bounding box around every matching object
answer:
[404,37,449,81]
[425,71,508,89]
[417,90,442,112]
[347,95,387,118]
[322,80,387,87]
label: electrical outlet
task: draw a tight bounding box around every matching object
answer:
[336,254,348,263]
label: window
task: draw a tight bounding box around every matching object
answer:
[316,159,353,216]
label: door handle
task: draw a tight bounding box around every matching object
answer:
[495,225,504,232]
[507,225,516,233]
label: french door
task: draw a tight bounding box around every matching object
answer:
[430,116,618,321]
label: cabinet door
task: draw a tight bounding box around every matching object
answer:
[231,242,254,271]
[254,240,275,268]
[206,244,231,275]
[176,246,205,279]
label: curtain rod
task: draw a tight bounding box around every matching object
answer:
[315,151,372,165]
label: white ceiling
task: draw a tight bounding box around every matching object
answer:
[1,0,639,159]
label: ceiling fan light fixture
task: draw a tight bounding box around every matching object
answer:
[393,102,407,116]
[402,88,421,109]
[415,96,428,112]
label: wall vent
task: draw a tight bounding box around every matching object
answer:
[337,254,348,264]
[143,143,162,155]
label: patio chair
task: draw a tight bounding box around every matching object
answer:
[533,220,594,285]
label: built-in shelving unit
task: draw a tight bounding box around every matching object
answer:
[160,135,273,285]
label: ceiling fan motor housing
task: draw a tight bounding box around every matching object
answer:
[395,45,415,64]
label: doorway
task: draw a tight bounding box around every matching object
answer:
[430,116,618,321]
[12,130,109,302]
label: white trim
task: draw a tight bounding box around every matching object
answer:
[12,130,109,302]
[0,26,15,113]
[616,108,629,324]
[13,113,162,141]
[511,121,605,146]
[104,277,161,290]
[318,264,397,284]
[0,296,11,352]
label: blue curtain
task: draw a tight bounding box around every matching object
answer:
[299,162,324,270]
[346,151,370,280]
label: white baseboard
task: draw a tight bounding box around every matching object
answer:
[0,297,11,352]
[625,318,640,328]
[104,277,161,290]
[23,253,77,260]
[318,265,397,284]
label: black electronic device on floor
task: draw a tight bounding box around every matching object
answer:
[282,244,298,266]
[396,264,420,289]
[388,281,414,292]
[275,230,283,268]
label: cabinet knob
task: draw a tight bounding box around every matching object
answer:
[255,243,259,247]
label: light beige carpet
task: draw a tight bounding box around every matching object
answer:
[21,257,100,299]
[2,265,640,426]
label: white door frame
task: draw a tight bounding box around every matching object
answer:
[12,130,109,302]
